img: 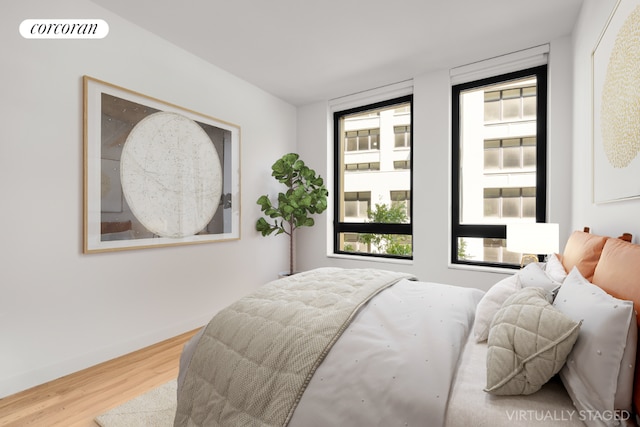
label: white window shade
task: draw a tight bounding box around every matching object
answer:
[450,44,549,86]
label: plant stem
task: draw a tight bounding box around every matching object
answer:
[289,217,294,275]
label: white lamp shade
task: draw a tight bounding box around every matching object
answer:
[506,223,559,254]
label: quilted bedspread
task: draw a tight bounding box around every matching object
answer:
[174,267,415,427]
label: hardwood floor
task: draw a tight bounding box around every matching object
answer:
[0,328,200,427]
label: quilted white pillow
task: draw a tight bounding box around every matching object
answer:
[473,274,520,342]
[554,267,637,424]
[474,263,561,343]
[485,287,581,395]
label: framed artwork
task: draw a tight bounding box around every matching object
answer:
[592,0,640,203]
[83,76,241,252]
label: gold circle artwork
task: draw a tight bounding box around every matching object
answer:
[120,111,222,238]
[601,5,640,169]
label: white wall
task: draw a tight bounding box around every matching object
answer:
[571,0,640,239]
[296,36,575,291]
[0,0,295,397]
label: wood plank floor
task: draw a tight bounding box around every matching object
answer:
[0,328,199,427]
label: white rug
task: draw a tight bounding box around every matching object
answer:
[95,380,177,427]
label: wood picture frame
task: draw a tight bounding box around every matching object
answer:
[83,76,240,252]
[592,0,640,203]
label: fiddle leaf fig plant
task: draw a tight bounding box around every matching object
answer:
[256,153,328,276]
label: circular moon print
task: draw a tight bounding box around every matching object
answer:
[120,111,222,238]
[600,5,640,169]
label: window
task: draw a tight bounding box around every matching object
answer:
[394,125,411,148]
[345,162,381,171]
[390,190,411,218]
[393,160,410,169]
[452,66,547,268]
[483,187,536,218]
[345,128,380,151]
[344,191,371,219]
[334,95,413,259]
[484,137,536,171]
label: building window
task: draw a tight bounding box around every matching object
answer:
[452,65,547,268]
[393,160,410,169]
[484,85,537,122]
[344,191,371,219]
[483,187,536,218]
[390,190,411,217]
[345,128,380,151]
[484,137,536,171]
[394,125,411,148]
[345,162,381,171]
[334,95,413,259]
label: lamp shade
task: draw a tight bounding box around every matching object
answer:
[506,223,559,255]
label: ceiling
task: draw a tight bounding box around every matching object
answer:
[92,0,585,106]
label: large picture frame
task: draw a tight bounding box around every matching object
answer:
[83,76,241,253]
[592,0,640,203]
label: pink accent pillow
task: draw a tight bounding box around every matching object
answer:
[592,238,640,414]
[561,231,608,282]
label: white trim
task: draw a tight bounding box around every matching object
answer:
[450,44,549,85]
[327,253,413,266]
[329,80,414,112]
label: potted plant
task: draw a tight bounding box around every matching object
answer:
[256,153,328,276]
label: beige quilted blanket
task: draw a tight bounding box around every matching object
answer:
[174,267,415,427]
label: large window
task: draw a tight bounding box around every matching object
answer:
[452,66,547,268]
[334,95,413,259]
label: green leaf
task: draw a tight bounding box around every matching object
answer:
[256,153,327,242]
[256,195,272,211]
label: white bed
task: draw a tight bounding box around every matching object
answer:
[445,335,584,426]
[175,229,640,427]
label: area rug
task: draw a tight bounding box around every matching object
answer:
[95,380,177,427]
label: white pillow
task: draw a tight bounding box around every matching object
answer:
[518,262,562,295]
[485,287,581,395]
[544,253,568,283]
[553,267,637,424]
[474,263,562,343]
[473,274,520,342]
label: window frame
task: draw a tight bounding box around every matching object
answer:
[333,94,413,260]
[451,65,548,269]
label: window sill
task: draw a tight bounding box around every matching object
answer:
[327,252,413,266]
[448,261,517,274]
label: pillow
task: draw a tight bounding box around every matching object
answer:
[474,263,562,343]
[593,238,640,314]
[561,231,608,282]
[545,253,568,283]
[473,274,520,342]
[484,287,581,396]
[591,238,640,413]
[517,262,562,294]
[554,267,637,423]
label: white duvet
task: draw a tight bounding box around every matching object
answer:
[289,279,484,427]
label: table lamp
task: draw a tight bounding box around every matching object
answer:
[506,223,559,267]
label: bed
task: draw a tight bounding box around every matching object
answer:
[174,229,640,427]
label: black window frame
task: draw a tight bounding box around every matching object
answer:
[451,65,548,269]
[333,95,413,260]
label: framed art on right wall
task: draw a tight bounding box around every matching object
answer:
[592,0,640,203]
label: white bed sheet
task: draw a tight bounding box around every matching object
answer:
[445,333,586,427]
[290,279,483,427]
